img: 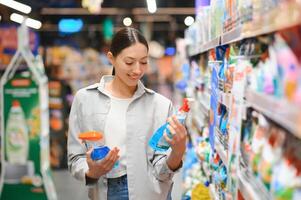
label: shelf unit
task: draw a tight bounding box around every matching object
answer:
[185,2,301,200]
[188,37,221,57]
[198,91,210,117]
[190,1,301,53]
[214,134,228,165]
[237,163,271,200]
[246,90,301,139]
[219,92,232,109]
[221,26,243,45]
[209,184,218,200]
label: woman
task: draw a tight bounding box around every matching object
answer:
[68,27,187,200]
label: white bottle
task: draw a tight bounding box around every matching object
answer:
[5,100,29,164]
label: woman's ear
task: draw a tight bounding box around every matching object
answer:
[107,52,114,65]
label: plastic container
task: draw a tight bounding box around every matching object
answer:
[78,131,110,161]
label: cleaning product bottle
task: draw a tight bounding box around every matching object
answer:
[149,98,190,151]
[5,100,29,164]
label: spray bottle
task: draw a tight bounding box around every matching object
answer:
[149,98,190,152]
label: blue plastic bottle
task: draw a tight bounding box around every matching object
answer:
[149,98,190,151]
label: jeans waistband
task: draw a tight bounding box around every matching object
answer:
[107,175,127,186]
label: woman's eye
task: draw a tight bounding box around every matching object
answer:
[141,62,148,65]
[126,62,133,65]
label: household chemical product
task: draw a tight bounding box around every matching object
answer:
[5,100,29,164]
[78,131,109,161]
[149,98,190,151]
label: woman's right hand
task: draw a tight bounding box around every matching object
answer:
[85,147,120,179]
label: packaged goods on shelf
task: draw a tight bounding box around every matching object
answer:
[241,109,301,200]
[45,46,112,93]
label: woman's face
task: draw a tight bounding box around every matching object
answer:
[109,42,148,87]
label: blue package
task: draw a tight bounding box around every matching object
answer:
[91,146,110,161]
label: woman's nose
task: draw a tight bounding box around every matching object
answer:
[132,62,142,74]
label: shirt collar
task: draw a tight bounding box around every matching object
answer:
[86,75,154,98]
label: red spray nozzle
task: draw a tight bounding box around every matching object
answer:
[78,131,103,141]
[180,98,190,112]
[12,100,20,107]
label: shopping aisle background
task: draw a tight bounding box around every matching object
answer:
[1,0,301,200]
[53,171,88,200]
[52,170,182,200]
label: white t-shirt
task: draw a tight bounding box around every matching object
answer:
[103,90,133,178]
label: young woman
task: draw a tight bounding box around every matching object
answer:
[68,27,187,200]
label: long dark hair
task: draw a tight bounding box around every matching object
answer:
[110,27,149,75]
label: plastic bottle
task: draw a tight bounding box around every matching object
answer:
[149,98,190,151]
[5,100,29,164]
[78,131,109,161]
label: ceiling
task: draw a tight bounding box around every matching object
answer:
[0,0,195,48]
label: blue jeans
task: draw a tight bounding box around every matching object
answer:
[107,175,172,200]
[107,175,129,200]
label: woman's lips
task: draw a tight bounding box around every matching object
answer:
[128,74,140,80]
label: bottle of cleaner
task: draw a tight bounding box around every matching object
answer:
[149,98,190,151]
[5,100,29,164]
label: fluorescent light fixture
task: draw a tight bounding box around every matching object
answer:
[10,13,24,23]
[26,18,42,30]
[10,13,42,29]
[184,16,194,26]
[0,0,31,14]
[123,17,132,27]
[146,0,157,13]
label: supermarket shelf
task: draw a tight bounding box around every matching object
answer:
[246,90,301,139]
[238,165,271,200]
[243,1,301,39]
[221,1,301,45]
[209,184,218,200]
[219,92,232,109]
[188,2,301,52]
[214,134,228,165]
[198,91,211,117]
[192,115,205,133]
[221,26,243,45]
[202,162,211,181]
[189,37,220,57]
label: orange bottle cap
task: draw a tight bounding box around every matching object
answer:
[78,131,103,141]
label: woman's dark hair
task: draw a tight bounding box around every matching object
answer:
[110,27,149,75]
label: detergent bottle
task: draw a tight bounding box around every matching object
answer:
[78,131,110,161]
[149,98,190,151]
[5,100,29,164]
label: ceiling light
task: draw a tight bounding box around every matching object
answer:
[146,0,157,13]
[184,16,194,26]
[26,18,42,29]
[123,17,132,27]
[10,13,42,30]
[0,0,31,14]
[10,13,24,23]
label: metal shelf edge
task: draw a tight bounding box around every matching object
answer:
[214,136,228,165]
[246,90,301,138]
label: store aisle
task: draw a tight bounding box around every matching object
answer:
[53,170,183,200]
[53,170,88,200]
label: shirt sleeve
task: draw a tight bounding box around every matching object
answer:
[67,93,91,185]
[147,101,183,182]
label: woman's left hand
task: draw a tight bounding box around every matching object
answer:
[164,115,187,157]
